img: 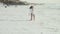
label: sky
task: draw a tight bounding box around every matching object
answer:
[20,0,60,3]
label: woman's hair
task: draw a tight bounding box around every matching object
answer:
[30,6,33,9]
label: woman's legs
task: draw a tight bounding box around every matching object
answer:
[32,14,35,20]
[30,13,32,20]
[30,13,35,21]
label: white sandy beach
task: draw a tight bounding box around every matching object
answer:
[0,3,60,34]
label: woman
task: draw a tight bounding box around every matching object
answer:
[29,6,35,21]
